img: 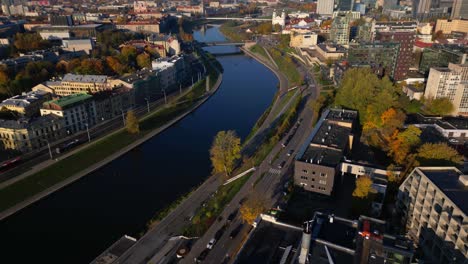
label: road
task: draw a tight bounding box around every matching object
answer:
[181,79,318,264]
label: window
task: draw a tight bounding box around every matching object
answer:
[310,185,315,189]
[312,171,316,175]
[300,176,308,180]
[302,170,308,174]
[320,173,327,177]
[319,180,327,185]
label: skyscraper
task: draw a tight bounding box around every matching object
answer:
[317,0,335,15]
[337,0,354,11]
[452,0,468,18]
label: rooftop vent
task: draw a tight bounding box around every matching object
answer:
[459,175,468,186]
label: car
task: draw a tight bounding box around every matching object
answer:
[238,196,247,205]
[449,138,459,143]
[227,209,238,222]
[229,223,244,239]
[194,248,210,262]
[214,225,227,240]
[287,149,294,156]
[206,238,216,249]
[278,161,286,169]
[217,215,223,222]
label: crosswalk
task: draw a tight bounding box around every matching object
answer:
[269,168,282,175]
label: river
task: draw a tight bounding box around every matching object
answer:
[0,26,278,264]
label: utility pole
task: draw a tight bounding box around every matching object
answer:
[121,109,126,126]
[85,123,91,142]
[46,140,52,159]
[163,89,167,104]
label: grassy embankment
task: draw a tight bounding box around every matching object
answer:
[0,62,221,213]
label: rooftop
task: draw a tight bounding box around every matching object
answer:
[0,90,50,108]
[43,93,92,109]
[0,115,61,129]
[62,73,108,83]
[90,235,136,264]
[406,113,468,130]
[419,167,468,215]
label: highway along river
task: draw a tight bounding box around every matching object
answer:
[0,26,278,264]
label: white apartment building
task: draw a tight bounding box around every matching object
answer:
[424,63,468,116]
[396,167,467,263]
[317,0,334,15]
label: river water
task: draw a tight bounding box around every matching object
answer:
[0,26,278,264]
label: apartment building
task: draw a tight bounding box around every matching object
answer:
[419,44,467,76]
[424,63,468,116]
[0,115,65,153]
[396,167,467,263]
[435,19,468,34]
[316,0,334,15]
[294,109,357,195]
[0,90,51,116]
[40,93,97,134]
[289,31,318,48]
[330,12,352,45]
[347,42,400,80]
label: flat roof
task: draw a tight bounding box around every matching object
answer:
[44,93,92,109]
[62,73,108,83]
[0,115,61,129]
[90,235,136,264]
[419,167,468,216]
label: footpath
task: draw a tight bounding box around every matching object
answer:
[0,74,223,221]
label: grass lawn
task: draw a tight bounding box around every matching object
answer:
[249,44,267,59]
[0,72,219,213]
[267,48,302,86]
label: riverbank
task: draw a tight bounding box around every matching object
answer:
[0,73,223,221]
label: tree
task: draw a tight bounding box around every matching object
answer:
[75,59,105,75]
[136,53,151,69]
[209,130,241,177]
[424,97,454,115]
[14,32,51,52]
[256,22,272,35]
[120,45,137,65]
[432,30,446,41]
[125,110,139,134]
[417,143,463,166]
[240,197,265,225]
[273,23,282,32]
[106,56,128,75]
[352,175,375,198]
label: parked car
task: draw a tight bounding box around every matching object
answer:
[214,225,227,240]
[229,223,244,239]
[287,149,294,156]
[194,248,209,262]
[227,209,238,222]
[206,238,216,249]
[278,161,286,169]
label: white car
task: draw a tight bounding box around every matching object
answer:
[206,238,216,249]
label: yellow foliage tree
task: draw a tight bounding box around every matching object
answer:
[352,175,375,198]
[240,198,265,225]
[209,130,241,177]
[125,110,139,134]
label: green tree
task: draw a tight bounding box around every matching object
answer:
[14,32,51,52]
[136,53,151,69]
[120,45,137,65]
[352,175,375,198]
[256,22,272,35]
[417,143,463,166]
[209,130,241,177]
[125,110,139,134]
[75,59,105,75]
[424,97,454,115]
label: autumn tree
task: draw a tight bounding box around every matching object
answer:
[387,125,422,164]
[136,53,151,69]
[120,45,137,65]
[14,32,51,52]
[106,56,128,75]
[352,175,375,198]
[424,97,454,115]
[209,130,241,177]
[416,143,463,166]
[240,197,265,225]
[256,22,273,35]
[125,110,139,134]
[75,59,105,75]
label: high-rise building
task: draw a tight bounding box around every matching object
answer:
[419,44,467,75]
[373,21,417,80]
[424,63,468,116]
[396,167,468,263]
[452,0,468,18]
[330,12,355,45]
[413,0,432,16]
[435,18,468,34]
[317,0,335,15]
[347,42,400,79]
[336,0,354,11]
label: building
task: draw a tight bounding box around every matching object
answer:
[272,9,286,28]
[33,74,131,97]
[413,0,432,17]
[176,4,204,14]
[40,93,97,134]
[50,15,74,26]
[92,87,135,122]
[315,43,347,61]
[61,38,94,54]
[435,19,468,34]
[0,90,51,116]
[0,115,65,153]
[330,12,353,45]
[236,212,414,264]
[294,109,357,196]
[373,21,417,81]
[424,63,468,116]
[406,113,468,143]
[151,56,186,90]
[116,21,161,34]
[402,83,425,100]
[419,44,467,76]
[147,34,181,56]
[451,0,468,19]
[36,24,104,40]
[336,0,354,11]
[396,167,467,263]
[317,0,334,15]
[347,42,400,80]
[289,31,318,48]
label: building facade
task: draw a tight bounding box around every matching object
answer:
[294,109,357,196]
[0,90,51,116]
[92,87,135,122]
[347,42,400,80]
[419,44,467,76]
[396,167,467,263]
[0,115,65,153]
[40,93,97,134]
[424,63,468,116]
[272,10,286,28]
[435,19,468,34]
[330,12,352,45]
[317,0,334,15]
[451,0,468,19]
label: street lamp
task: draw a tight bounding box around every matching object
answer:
[85,123,91,142]
[162,89,167,104]
[40,138,53,160]
[120,109,126,126]
[144,97,150,113]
